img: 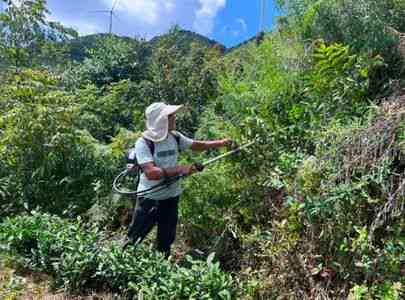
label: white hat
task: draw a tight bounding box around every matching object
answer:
[142,102,183,142]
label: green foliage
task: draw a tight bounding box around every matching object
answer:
[0,0,77,70]
[147,37,223,135]
[349,281,404,300]
[379,0,405,32]
[75,81,143,142]
[0,1,404,298]
[0,176,10,202]
[0,70,120,216]
[294,109,405,291]
[150,26,222,54]
[278,0,402,75]
[296,156,323,195]
[219,32,301,149]
[308,42,382,118]
[218,36,377,165]
[0,212,237,299]
[201,18,405,297]
[74,35,149,86]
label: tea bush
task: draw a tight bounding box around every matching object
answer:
[0,212,237,299]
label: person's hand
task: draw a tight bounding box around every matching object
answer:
[126,164,138,176]
[193,162,205,172]
[178,164,197,176]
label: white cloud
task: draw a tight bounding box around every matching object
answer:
[164,1,176,13]
[193,0,226,35]
[236,18,247,32]
[103,0,160,25]
[46,0,225,40]
[101,0,227,38]
[71,22,101,36]
[220,18,247,39]
[231,30,239,37]
[100,0,180,29]
[47,14,102,36]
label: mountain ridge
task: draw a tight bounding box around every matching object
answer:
[67,30,255,61]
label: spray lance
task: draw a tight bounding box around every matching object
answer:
[115,140,256,250]
[112,140,256,197]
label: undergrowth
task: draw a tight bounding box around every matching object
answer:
[0,212,237,299]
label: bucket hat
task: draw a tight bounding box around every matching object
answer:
[142,102,183,142]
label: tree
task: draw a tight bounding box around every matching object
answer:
[0,0,77,71]
[147,40,222,135]
[75,35,149,86]
[276,0,401,62]
[0,69,116,215]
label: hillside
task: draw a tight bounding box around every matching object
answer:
[67,29,226,62]
[150,29,222,50]
[67,33,139,61]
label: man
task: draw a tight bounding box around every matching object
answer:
[127,102,233,258]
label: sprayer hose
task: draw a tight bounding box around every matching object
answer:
[112,140,256,196]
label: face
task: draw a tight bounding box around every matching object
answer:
[168,113,176,131]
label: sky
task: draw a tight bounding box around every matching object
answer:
[1,0,282,48]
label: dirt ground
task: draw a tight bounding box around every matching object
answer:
[0,261,117,300]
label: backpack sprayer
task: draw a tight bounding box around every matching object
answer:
[112,140,256,197]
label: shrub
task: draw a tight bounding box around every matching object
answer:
[0,70,131,217]
[73,35,149,87]
[0,212,237,298]
[277,0,402,74]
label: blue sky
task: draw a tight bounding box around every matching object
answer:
[2,1,282,48]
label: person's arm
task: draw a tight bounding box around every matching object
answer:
[135,137,196,180]
[140,162,196,181]
[191,139,233,152]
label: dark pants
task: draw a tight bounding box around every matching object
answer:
[128,196,179,258]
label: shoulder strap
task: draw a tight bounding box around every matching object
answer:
[142,137,155,156]
[142,133,180,156]
[170,131,181,151]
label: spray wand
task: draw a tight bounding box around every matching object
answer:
[112,140,256,196]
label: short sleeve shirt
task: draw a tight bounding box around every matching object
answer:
[135,131,193,200]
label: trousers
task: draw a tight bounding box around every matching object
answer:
[127,196,179,258]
